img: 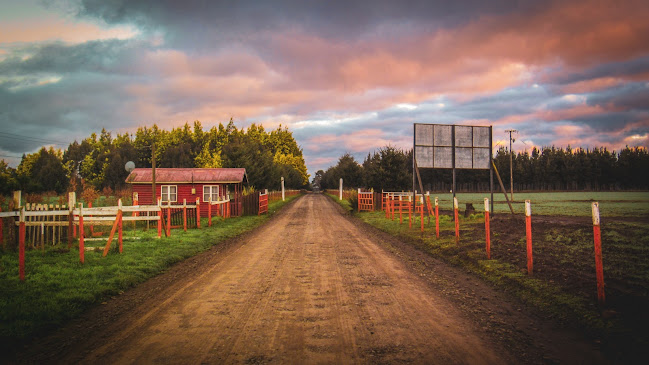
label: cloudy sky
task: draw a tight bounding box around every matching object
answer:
[1,0,648,178]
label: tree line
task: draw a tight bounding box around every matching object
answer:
[0,120,310,196]
[314,145,649,192]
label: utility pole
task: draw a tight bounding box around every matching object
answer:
[152,143,157,204]
[505,129,518,202]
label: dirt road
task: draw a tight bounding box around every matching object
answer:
[17,194,606,364]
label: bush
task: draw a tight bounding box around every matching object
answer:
[348,195,358,212]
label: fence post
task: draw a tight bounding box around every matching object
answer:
[526,200,533,275]
[282,177,285,201]
[592,202,606,305]
[69,192,77,239]
[399,196,403,224]
[196,197,201,228]
[408,195,412,228]
[79,203,85,264]
[157,197,162,238]
[435,197,439,239]
[183,199,187,231]
[454,197,460,243]
[19,207,25,281]
[484,198,491,259]
[420,195,424,232]
[339,178,343,200]
[208,196,213,226]
[166,200,171,237]
[118,199,123,254]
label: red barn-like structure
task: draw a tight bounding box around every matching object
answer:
[125,168,247,216]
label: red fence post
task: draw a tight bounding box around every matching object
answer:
[592,202,606,305]
[484,198,491,259]
[526,200,533,275]
[166,201,171,237]
[408,195,412,228]
[118,199,123,254]
[196,198,201,228]
[183,199,187,232]
[454,197,460,244]
[157,197,162,238]
[79,204,85,264]
[435,197,439,239]
[19,208,25,281]
[208,197,212,226]
[399,196,403,224]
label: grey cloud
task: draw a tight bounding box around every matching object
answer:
[0,39,142,77]
[586,82,649,111]
[76,0,544,43]
[551,55,649,85]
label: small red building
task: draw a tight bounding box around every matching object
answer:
[125,168,247,216]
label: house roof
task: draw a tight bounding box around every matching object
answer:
[126,168,247,184]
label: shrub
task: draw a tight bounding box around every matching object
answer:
[348,195,358,212]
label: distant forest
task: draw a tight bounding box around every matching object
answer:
[0,120,309,196]
[315,145,649,192]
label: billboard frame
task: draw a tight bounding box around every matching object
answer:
[412,123,494,215]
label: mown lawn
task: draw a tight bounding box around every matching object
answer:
[0,195,301,349]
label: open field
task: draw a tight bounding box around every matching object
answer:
[331,191,649,362]
[428,191,649,217]
[0,195,301,352]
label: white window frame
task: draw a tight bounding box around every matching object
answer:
[203,185,220,202]
[161,185,177,203]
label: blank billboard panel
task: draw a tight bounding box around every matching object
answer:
[415,124,433,146]
[455,147,473,168]
[455,126,473,147]
[473,147,491,169]
[473,127,490,148]
[433,125,452,147]
[415,146,434,168]
[414,123,491,170]
[434,147,452,168]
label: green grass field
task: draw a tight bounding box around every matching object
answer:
[0,195,300,349]
[427,191,649,217]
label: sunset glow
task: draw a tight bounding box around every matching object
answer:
[1,0,648,176]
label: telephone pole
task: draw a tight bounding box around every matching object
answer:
[505,129,518,202]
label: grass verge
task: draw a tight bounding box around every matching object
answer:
[0,195,301,349]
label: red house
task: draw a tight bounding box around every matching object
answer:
[125,168,247,216]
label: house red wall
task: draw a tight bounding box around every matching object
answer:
[132,183,228,215]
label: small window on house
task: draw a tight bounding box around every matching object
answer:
[203,185,220,202]
[161,185,177,203]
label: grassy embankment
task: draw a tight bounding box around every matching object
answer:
[328,191,649,361]
[0,194,301,349]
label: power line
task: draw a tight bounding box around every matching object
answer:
[0,131,69,146]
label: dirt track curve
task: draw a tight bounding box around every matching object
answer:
[16,194,607,364]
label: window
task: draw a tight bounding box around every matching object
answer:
[161,185,177,203]
[203,185,220,202]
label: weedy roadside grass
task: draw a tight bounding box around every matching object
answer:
[0,195,301,349]
[328,192,649,362]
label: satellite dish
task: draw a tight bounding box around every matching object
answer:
[125,161,135,172]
